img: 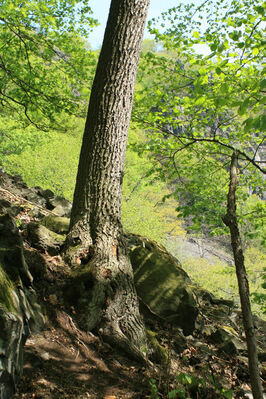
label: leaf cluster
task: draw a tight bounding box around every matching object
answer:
[133,0,265,238]
[0,0,98,130]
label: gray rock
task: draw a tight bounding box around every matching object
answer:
[47,196,72,217]
[41,189,55,200]
[208,326,245,355]
[0,199,11,210]
[0,310,24,399]
[25,191,46,208]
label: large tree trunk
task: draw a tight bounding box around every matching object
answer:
[223,151,263,399]
[66,0,150,361]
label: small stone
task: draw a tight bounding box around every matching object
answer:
[48,294,58,305]
[42,189,55,200]
[40,352,50,361]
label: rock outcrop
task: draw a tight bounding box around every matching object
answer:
[0,168,265,398]
[0,169,72,219]
[127,234,198,335]
[0,214,44,399]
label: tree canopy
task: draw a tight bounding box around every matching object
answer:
[133,0,265,239]
[0,0,98,129]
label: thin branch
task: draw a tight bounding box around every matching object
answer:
[239,19,262,66]
[171,155,185,186]
[191,0,211,19]
[2,20,33,73]
[252,136,265,162]
[137,117,266,175]
[0,88,42,128]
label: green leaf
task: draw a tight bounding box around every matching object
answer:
[255,6,264,16]
[260,79,266,90]
[229,30,241,41]
[222,389,233,399]
[219,59,229,67]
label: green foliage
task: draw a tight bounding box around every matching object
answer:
[174,372,208,398]
[177,247,266,318]
[141,39,159,54]
[149,379,160,399]
[3,124,183,244]
[0,116,51,159]
[3,123,83,199]
[0,0,98,131]
[148,0,265,126]
[133,0,265,245]
[149,371,233,398]
[122,126,184,243]
[168,149,230,235]
[238,195,266,248]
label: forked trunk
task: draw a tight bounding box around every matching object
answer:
[223,151,263,399]
[66,0,150,361]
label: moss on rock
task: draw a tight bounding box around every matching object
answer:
[146,329,168,364]
[41,215,70,234]
[0,266,20,314]
[127,234,198,335]
[27,222,65,255]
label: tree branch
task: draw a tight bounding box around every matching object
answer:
[137,117,266,174]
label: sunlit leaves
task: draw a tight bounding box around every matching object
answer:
[133,0,265,238]
[0,0,98,131]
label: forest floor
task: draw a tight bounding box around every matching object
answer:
[12,244,264,399]
[13,310,152,399]
[0,169,265,399]
[12,297,263,399]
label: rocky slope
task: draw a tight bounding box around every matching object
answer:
[0,168,265,399]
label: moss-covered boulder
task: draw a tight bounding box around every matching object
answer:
[127,234,198,335]
[0,214,44,399]
[40,215,70,234]
[27,222,66,255]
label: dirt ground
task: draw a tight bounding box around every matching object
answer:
[14,310,151,399]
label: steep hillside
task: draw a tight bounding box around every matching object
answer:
[0,169,265,399]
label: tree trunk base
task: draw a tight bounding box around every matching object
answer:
[65,243,148,364]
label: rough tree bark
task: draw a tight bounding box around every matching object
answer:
[223,151,263,399]
[66,0,150,361]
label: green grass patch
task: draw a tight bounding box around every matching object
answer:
[181,247,266,319]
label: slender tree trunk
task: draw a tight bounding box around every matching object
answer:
[66,0,150,361]
[223,151,263,399]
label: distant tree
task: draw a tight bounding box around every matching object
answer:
[141,38,158,53]
[67,0,150,361]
